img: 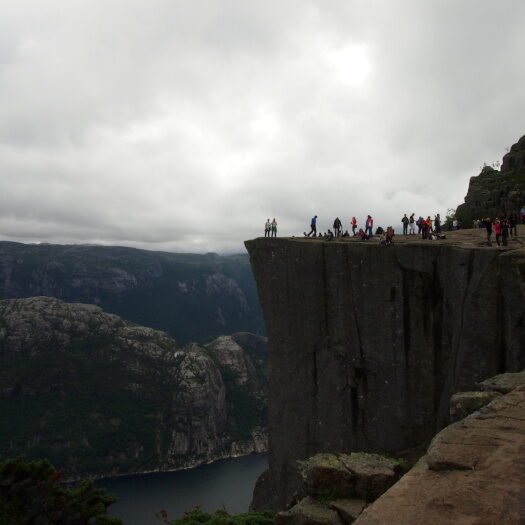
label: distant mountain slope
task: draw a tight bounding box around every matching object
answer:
[0,242,264,344]
[0,297,267,479]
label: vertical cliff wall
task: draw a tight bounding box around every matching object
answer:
[245,237,525,509]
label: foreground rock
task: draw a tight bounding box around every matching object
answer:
[0,297,267,479]
[275,453,404,525]
[299,453,404,502]
[354,383,525,524]
[449,390,501,422]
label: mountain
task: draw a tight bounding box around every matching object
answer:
[0,297,267,479]
[455,134,525,226]
[0,242,264,345]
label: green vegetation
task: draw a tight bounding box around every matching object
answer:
[312,491,343,505]
[0,456,121,524]
[0,329,183,478]
[158,507,274,525]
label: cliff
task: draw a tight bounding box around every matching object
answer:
[245,229,525,509]
[0,242,264,344]
[0,297,267,479]
[455,134,525,226]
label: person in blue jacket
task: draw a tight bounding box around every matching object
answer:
[307,215,318,237]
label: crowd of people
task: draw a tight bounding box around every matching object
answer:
[476,213,519,246]
[263,210,522,247]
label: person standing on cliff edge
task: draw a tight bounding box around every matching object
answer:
[351,217,357,235]
[271,218,277,237]
[365,215,374,237]
[264,219,271,237]
[401,214,409,235]
[307,215,317,237]
[333,217,342,237]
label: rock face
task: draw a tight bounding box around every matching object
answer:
[0,242,264,344]
[354,378,525,524]
[455,135,525,226]
[0,297,267,479]
[245,236,525,509]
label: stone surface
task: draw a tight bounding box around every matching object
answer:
[337,454,403,502]
[353,386,525,524]
[449,390,502,422]
[245,232,525,509]
[329,499,367,524]
[0,297,267,479]
[275,497,342,525]
[479,369,525,393]
[300,454,355,498]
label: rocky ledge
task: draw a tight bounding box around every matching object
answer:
[354,372,525,524]
[268,370,525,524]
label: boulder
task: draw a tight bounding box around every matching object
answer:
[275,497,342,525]
[449,390,502,422]
[337,453,403,502]
[478,370,525,394]
[329,499,367,524]
[299,453,404,502]
[300,454,355,498]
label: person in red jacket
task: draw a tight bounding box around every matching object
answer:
[494,219,502,246]
[351,217,357,236]
[365,215,374,237]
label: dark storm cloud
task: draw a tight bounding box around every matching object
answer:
[0,0,524,253]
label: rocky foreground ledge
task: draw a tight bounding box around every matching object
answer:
[354,372,525,524]
[273,371,525,524]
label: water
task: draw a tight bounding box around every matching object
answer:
[97,454,268,525]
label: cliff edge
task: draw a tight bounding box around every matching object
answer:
[245,228,525,509]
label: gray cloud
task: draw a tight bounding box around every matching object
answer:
[1,0,524,253]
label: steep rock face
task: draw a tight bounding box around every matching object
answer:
[0,242,264,344]
[455,135,525,225]
[245,237,525,509]
[0,297,267,479]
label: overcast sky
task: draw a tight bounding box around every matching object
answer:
[1,1,524,254]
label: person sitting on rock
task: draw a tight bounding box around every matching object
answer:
[357,228,369,241]
[385,226,395,245]
[342,230,350,237]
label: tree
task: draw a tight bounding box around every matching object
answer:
[443,208,456,231]
[0,456,122,524]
